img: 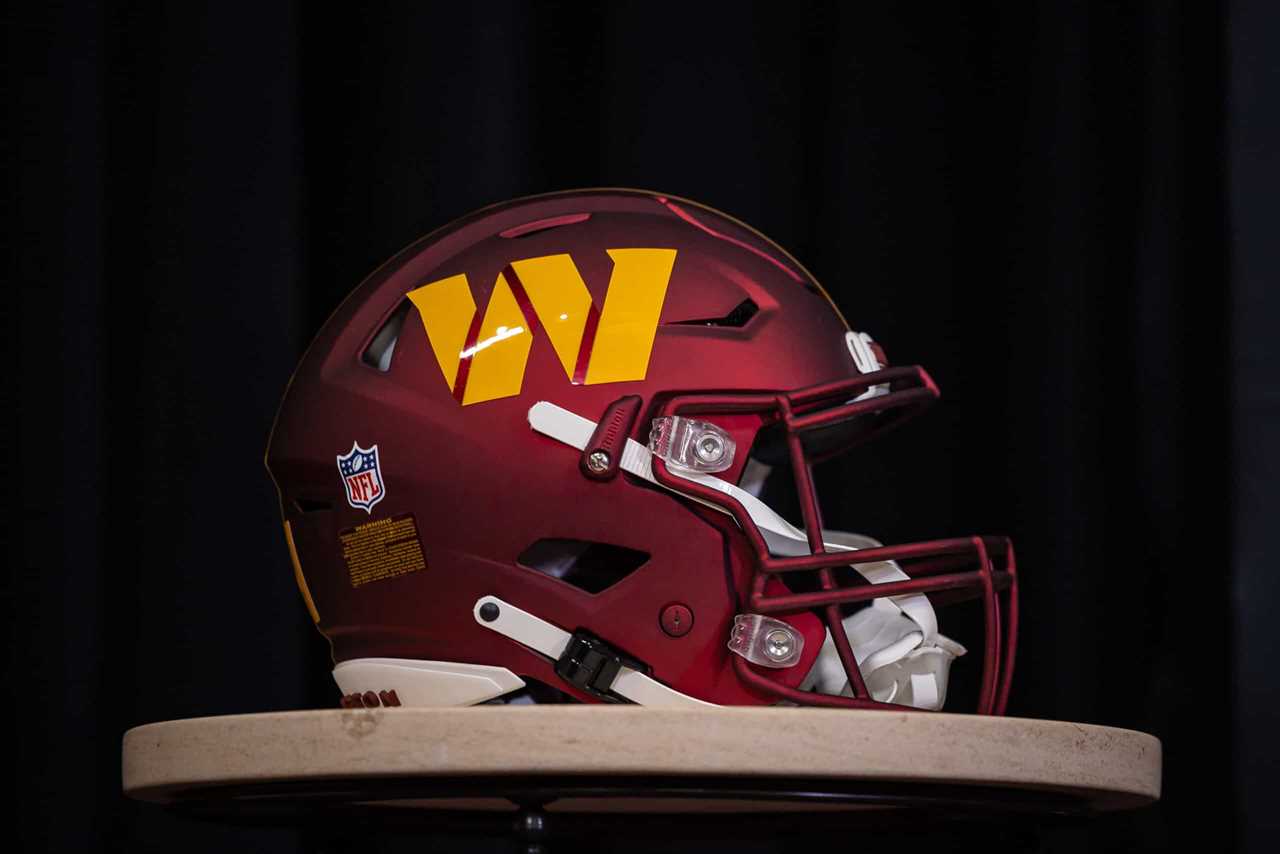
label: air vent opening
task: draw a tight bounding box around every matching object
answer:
[362,299,412,372]
[667,298,759,328]
[516,539,649,594]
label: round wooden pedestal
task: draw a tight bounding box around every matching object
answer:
[123,706,1159,820]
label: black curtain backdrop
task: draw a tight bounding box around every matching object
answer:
[10,1,1275,852]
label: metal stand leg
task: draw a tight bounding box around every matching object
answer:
[513,805,550,854]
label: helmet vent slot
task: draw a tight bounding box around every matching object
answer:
[361,299,412,372]
[516,539,649,594]
[666,298,758,329]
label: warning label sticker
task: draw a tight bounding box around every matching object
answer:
[339,514,426,588]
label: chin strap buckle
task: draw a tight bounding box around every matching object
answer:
[554,631,648,702]
[474,594,718,708]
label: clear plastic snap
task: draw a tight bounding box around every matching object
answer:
[727,614,804,668]
[648,416,736,473]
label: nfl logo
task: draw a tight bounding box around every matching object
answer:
[336,442,386,513]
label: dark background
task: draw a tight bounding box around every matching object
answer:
[9,1,1277,851]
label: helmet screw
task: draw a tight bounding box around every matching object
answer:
[478,602,500,622]
[694,434,724,463]
[660,603,694,638]
[764,628,796,662]
[586,450,611,473]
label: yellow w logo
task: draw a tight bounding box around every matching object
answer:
[406,249,677,406]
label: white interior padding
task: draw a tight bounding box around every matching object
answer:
[801,603,966,710]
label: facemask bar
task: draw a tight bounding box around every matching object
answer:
[649,365,1019,714]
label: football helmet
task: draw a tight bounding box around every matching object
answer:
[266,189,1017,713]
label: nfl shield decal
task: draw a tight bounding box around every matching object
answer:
[337,442,386,513]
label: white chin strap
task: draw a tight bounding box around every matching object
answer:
[528,402,963,711]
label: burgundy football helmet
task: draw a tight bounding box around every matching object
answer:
[266,189,1017,713]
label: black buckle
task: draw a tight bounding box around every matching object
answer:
[554,631,647,702]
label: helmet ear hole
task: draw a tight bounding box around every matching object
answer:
[516,539,650,594]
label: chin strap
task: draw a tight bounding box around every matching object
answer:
[472,595,716,708]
